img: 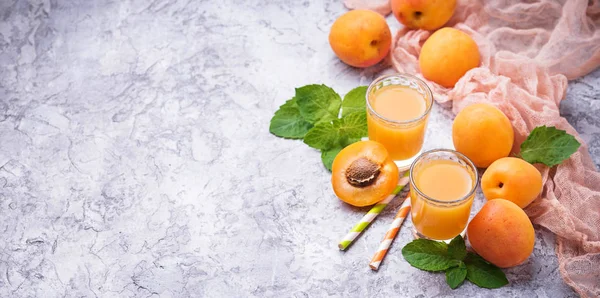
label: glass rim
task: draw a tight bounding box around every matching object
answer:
[409,148,479,205]
[366,73,434,125]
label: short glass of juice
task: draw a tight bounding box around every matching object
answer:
[409,149,479,241]
[366,73,433,170]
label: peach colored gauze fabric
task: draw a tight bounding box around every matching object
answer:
[344,0,600,296]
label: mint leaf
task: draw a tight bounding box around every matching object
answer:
[269,98,313,139]
[446,262,467,289]
[520,125,581,167]
[336,111,367,140]
[341,86,367,117]
[321,147,343,171]
[303,122,338,150]
[447,235,467,261]
[401,239,460,272]
[296,84,341,124]
[464,252,508,289]
[303,112,366,150]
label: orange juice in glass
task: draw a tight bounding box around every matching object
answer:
[366,74,433,169]
[409,149,478,241]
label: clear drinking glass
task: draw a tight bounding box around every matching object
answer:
[366,73,433,170]
[409,149,479,241]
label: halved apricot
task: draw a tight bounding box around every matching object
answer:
[331,141,399,207]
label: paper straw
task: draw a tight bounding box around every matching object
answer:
[338,171,410,251]
[369,195,411,270]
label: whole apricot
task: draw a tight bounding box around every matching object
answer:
[482,157,543,208]
[332,141,399,207]
[329,10,392,68]
[419,28,480,87]
[391,0,457,31]
[452,103,514,168]
[467,199,535,268]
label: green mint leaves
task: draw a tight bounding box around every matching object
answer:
[464,252,509,289]
[447,233,467,260]
[296,85,342,124]
[269,98,313,139]
[520,125,581,167]
[401,239,460,271]
[269,84,368,170]
[341,86,368,117]
[304,112,366,150]
[402,235,508,290]
[446,262,467,289]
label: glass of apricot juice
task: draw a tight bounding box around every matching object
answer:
[366,73,433,170]
[409,149,479,241]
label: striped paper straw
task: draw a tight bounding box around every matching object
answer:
[369,195,411,270]
[338,171,410,251]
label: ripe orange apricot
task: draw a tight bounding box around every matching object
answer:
[419,28,480,87]
[481,157,543,208]
[329,10,392,68]
[391,0,457,31]
[452,103,514,168]
[467,199,535,268]
[332,141,399,207]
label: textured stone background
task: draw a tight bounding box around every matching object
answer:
[0,0,597,297]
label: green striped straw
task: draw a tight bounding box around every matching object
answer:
[338,171,410,250]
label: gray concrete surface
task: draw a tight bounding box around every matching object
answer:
[1,0,597,297]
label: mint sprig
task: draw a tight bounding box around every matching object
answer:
[402,235,508,289]
[269,85,368,171]
[520,125,580,167]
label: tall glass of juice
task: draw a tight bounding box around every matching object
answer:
[366,74,433,170]
[409,149,478,241]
